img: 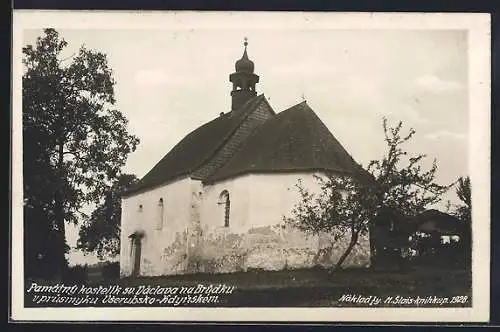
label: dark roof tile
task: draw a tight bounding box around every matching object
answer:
[205,101,366,182]
[125,95,266,196]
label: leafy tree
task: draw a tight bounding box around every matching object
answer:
[286,118,450,269]
[23,29,139,278]
[452,176,472,265]
[77,174,139,259]
[454,176,471,224]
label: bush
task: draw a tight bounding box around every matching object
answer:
[101,261,120,280]
[63,264,88,283]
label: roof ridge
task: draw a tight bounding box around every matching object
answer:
[280,100,309,113]
[124,94,267,196]
[189,94,267,175]
[259,94,275,115]
[205,101,368,184]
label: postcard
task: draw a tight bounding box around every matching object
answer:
[11,10,491,322]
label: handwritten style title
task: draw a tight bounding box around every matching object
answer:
[26,282,235,306]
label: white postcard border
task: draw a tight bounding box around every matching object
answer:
[11,10,491,322]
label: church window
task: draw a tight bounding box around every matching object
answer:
[156,198,164,230]
[218,190,230,227]
[138,204,143,212]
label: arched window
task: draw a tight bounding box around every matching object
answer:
[138,204,143,212]
[218,190,230,227]
[156,198,164,230]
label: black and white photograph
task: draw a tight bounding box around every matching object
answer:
[11,11,491,322]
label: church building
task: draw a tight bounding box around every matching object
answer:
[119,40,371,277]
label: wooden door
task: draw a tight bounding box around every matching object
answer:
[132,238,142,277]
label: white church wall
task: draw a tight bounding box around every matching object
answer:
[243,172,323,270]
[247,172,324,227]
[200,174,252,233]
[119,177,193,277]
[120,172,371,277]
[190,171,371,274]
[199,172,322,232]
[254,172,370,270]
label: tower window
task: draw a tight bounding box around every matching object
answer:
[218,190,230,227]
[138,204,143,212]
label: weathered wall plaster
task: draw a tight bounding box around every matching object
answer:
[120,177,193,277]
[120,172,371,277]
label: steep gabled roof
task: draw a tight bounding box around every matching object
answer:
[205,101,365,183]
[125,94,267,196]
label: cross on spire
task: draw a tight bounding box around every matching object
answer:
[244,37,248,47]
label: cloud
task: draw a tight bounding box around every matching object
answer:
[134,69,168,85]
[415,74,463,93]
[374,104,428,126]
[425,130,467,141]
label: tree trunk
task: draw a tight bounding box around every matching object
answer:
[368,223,378,269]
[53,142,67,279]
[334,232,359,270]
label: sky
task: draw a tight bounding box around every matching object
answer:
[23,26,469,265]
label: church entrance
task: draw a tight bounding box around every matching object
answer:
[132,237,142,277]
[129,232,144,277]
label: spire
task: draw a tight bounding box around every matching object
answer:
[241,37,249,59]
[243,37,248,54]
[229,38,260,111]
[235,37,254,73]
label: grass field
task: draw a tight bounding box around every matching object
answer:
[112,265,471,307]
[25,265,471,307]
